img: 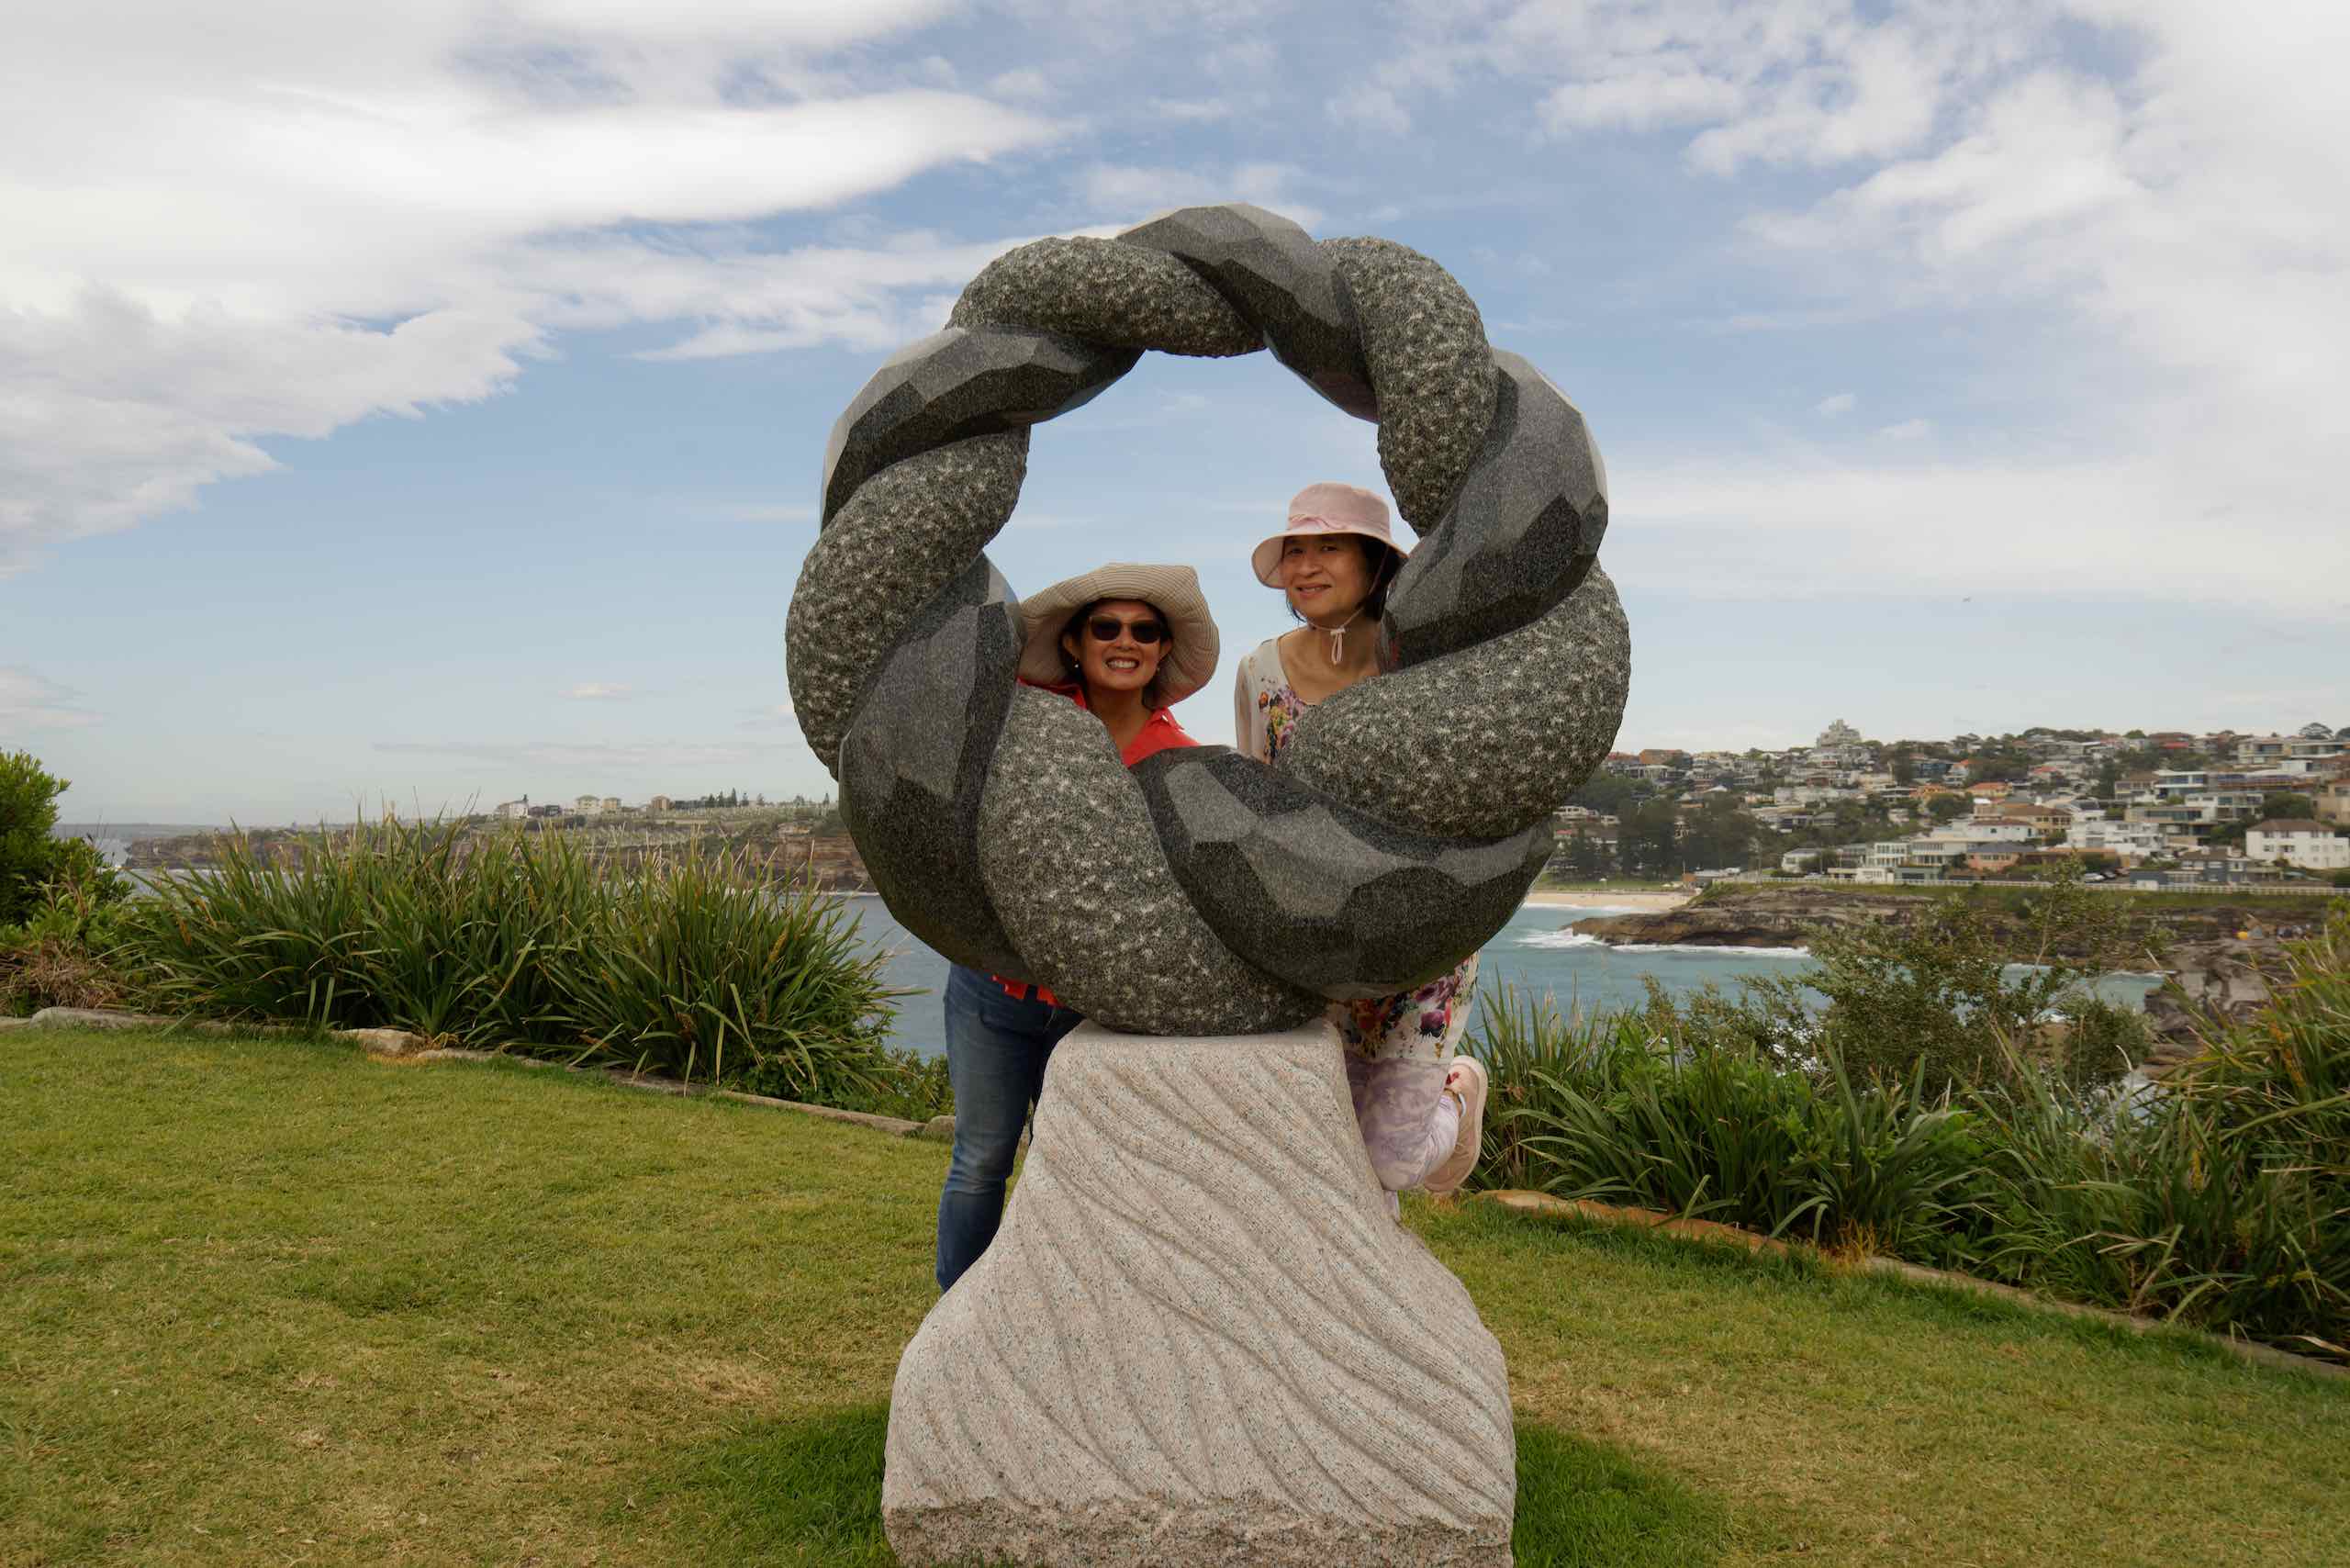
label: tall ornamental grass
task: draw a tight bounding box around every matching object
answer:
[1968,913,2349,1358]
[117,818,914,1108]
[1469,987,1983,1262]
[1467,905,2350,1361]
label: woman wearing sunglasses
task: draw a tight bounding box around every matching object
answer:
[1233,482,1489,1213]
[933,563,1216,1292]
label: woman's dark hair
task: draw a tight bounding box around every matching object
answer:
[1058,599,1173,709]
[1284,536,1404,626]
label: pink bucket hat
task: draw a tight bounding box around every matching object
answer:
[1250,482,1399,587]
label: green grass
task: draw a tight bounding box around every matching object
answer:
[5,1025,2346,1567]
[642,1406,1724,1567]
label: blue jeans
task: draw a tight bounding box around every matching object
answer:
[935,963,1084,1293]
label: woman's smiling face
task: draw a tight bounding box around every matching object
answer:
[1060,598,1168,700]
[1279,534,1374,620]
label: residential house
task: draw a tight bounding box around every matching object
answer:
[2065,819,2165,860]
[2245,819,2350,871]
[2316,781,2350,828]
[2173,850,2286,886]
[647,795,674,812]
[1994,801,2074,840]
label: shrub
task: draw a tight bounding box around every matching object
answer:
[1469,984,1985,1260]
[1467,910,2350,1362]
[1,751,106,927]
[125,818,586,1042]
[553,847,908,1103]
[1792,867,2153,1096]
[114,816,909,1109]
[0,839,135,1014]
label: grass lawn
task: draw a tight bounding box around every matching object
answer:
[5,1026,2345,1567]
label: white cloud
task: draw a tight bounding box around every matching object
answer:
[0,666,99,730]
[1876,418,1930,441]
[1362,0,2350,611]
[562,683,634,700]
[1610,450,2350,613]
[1327,86,1413,136]
[1073,162,1322,228]
[988,67,1054,100]
[0,5,1064,574]
[1815,392,1856,416]
[1150,97,1239,122]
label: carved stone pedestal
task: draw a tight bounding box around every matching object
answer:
[883,1021,1515,1567]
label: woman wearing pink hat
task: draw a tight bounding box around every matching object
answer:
[1233,482,1489,1209]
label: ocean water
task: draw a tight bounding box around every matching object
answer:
[845,899,1853,1058]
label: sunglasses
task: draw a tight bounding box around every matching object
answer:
[1086,616,1167,644]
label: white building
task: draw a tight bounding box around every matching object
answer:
[2066,820,2165,860]
[2244,819,2349,871]
[493,800,529,821]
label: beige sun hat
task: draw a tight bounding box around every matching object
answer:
[1015,563,1221,707]
[1250,481,1400,586]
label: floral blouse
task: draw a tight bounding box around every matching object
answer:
[1232,636,1478,1066]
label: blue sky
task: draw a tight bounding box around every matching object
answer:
[6,1,2345,824]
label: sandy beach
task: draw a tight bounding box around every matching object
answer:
[1523,889,1693,913]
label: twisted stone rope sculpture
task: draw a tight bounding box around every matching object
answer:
[787,204,1629,1035]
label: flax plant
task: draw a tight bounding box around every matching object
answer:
[114,817,911,1109]
[1969,910,2349,1359]
[1470,983,1985,1256]
[553,843,909,1103]
[125,817,581,1043]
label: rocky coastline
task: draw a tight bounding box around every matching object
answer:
[1567,884,2336,1063]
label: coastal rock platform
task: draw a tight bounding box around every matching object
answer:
[882,1020,1516,1567]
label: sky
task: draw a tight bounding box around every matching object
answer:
[5,0,2345,825]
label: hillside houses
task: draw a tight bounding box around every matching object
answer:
[1572,718,2350,889]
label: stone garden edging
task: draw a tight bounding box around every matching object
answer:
[1470,1189,2347,1383]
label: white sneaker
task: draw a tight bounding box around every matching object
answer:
[1423,1055,1488,1199]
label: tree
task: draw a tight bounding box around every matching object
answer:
[2261,791,2316,821]
[1621,799,1684,877]
[1799,864,2152,1095]
[3,752,74,926]
[1926,794,1970,823]
[1565,833,1602,879]
[1889,747,1917,786]
[1682,795,1758,871]
[1567,772,1640,817]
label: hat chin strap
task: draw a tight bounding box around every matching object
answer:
[1301,607,1362,665]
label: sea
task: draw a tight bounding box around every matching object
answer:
[838,897,2165,1058]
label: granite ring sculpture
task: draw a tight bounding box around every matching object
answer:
[787,203,1631,1035]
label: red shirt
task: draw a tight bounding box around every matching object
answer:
[1049,680,1199,765]
[996,682,1197,1002]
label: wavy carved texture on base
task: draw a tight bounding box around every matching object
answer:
[882,1022,1516,1568]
